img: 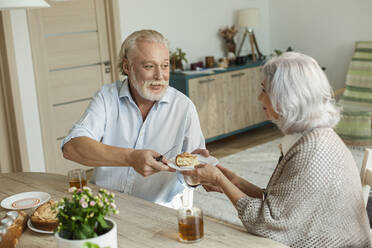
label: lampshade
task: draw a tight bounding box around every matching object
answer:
[0,0,50,10]
[237,8,259,28]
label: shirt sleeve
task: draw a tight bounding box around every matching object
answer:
[61,90,107,151]
[182,101,206,152]
[178,101,206,189]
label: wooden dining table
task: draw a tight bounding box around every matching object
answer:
[0,173,288,247]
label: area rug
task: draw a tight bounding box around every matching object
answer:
[194,139,365,227]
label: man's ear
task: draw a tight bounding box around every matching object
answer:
[123,58,130,75]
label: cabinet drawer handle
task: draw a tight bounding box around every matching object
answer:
[199,78,215,83]
[231,72,245,78]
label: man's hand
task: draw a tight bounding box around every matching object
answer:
[191,148,209,157]
[130,149,175,177]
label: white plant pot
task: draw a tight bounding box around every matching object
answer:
[55,218,117,248]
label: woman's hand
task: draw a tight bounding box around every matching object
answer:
[182,163,223,187]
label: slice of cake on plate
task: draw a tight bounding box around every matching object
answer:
[30,200,58,232]
[175,152,199,167]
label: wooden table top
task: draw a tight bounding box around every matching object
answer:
[0,173,288,248]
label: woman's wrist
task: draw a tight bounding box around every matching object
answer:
[214,170,225,187]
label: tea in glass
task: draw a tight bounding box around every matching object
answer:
[178,207,204,243]
[68,169,87,189]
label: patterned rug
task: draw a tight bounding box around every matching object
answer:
[194,139,365,227]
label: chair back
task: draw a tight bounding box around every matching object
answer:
[361,148,372,207]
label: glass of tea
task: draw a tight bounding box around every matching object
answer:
[177,207,204,243]
[68,169,87,189]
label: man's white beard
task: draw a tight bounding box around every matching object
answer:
[130,73,169,101]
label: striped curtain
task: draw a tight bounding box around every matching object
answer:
[336,41,372,146]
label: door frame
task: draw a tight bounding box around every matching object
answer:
[27,0,121,172]
[0,11,30,172]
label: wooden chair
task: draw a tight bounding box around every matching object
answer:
[361,148,372,207]
[361,149,372,236]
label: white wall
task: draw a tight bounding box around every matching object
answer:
[9,1,372,172]
[118,0,271,69]
[10,10,46,172]
[269,0,372,90]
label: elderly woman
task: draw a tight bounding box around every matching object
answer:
[183,52,372,247]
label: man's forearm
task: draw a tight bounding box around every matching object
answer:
[63,136,134,167]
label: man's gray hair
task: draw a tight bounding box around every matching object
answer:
[117,29,169,76]
[263,52,340,134]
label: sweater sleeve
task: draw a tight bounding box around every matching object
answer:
[235,142,327,238]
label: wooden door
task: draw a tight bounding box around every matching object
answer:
[189,74,226,139]
[27,0,120,174]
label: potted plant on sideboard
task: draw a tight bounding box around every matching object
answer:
[170,48,188,72]
[54,187,119,248]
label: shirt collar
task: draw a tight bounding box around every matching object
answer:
[119,78,172,105]
[279,133,303,156]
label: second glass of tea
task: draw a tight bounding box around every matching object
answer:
[177,207,204,243]
[68,169,87,189]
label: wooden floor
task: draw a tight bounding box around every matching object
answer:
[206,123,283,159]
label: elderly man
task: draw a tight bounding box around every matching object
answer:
[62,30,205,209]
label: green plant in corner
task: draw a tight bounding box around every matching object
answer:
[273,46,293,56]
[55,187,119,240]
[82,241,110,248]
[170,48,188,72]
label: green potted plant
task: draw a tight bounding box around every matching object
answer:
[170,48,188,72]
[54,187,119,248]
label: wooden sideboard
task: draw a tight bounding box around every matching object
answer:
[170,61,268,142]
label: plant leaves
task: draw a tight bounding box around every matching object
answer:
[97,214,108,229]
[81,223,95,238]
[74,229,87,240]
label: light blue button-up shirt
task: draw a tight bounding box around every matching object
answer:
[61,79,205,209]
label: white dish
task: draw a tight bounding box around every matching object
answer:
[1,192,50,210]
[168,154,219,171]
[27,219,54,234]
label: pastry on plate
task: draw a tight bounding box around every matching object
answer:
[30,200,58,232]
[175,152,199,167]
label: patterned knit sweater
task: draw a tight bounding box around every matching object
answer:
[236,128,372,247]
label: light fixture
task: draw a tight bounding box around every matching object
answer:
[0,0,50,10]
[236,8,264,62]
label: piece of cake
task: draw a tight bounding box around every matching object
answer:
[30,200,58,232]
[175,152,199,167]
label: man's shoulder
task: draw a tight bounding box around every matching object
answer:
[167,86,194,106]
[96,81,122,98]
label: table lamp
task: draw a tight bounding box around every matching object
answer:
[0,0,50,10]
[236,8,264,62]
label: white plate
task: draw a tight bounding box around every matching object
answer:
[168,154,219,171]
[27,219,54,234]
[0,192,50,210]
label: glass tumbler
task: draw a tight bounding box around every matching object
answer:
[177,207,204,243]
[68,169,87,189]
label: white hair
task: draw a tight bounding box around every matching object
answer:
[263,52,340,134]
[117,29,169,76]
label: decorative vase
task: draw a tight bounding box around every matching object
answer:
[55,218,117,248]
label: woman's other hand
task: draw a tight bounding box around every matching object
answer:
[182,163,223,187]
